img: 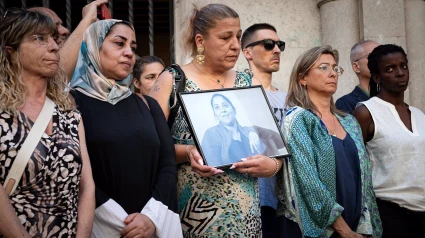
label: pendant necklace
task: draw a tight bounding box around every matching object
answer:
[325,115,337,137]
[193,63,227,88]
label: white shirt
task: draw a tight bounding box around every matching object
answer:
[361,97,425,211]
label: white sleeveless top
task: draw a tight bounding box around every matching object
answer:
[361,97,425,211]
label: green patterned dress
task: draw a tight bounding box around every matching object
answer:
[170,70,261,237]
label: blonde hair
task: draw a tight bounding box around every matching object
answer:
[180,3,239,58]
[286,45,346,117]
[0,9,72,115]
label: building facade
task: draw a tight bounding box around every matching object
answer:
[1,0,423,110]
[175,0,425,112]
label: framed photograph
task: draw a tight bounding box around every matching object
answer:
[178,86,290,168]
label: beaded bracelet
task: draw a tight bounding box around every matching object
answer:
[269,157,281,177]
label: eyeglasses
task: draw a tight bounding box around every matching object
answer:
[354,53,370,62]
[245,39,285,52]
[313,64,344,76]
[27,34,60,46]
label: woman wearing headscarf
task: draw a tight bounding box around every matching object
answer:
[69,20,181,238]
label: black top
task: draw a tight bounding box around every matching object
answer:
[335,86,369,114]
[228,132,254,161]
[331,133,362,234]
[71,91,177,213]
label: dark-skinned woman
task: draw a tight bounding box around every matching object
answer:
[353,44,425,238]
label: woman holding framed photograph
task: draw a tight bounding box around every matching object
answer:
[279,45,382,238]
[149,3,281,237]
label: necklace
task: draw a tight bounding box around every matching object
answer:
[325,115,337,137]
[193,63,227,88]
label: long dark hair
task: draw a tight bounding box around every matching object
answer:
[210,93,236,111]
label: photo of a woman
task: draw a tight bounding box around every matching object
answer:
[201,93,285,167]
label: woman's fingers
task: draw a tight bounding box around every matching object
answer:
[230,155,260,168]
[230,155,274,177]
[188,146,223,177]
[234,166,252,175]
[232,157,257,175]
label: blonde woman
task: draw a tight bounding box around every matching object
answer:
[277,46,382,238]
[0,9,94,237]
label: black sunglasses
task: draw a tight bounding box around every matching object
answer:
[245,39,285,51]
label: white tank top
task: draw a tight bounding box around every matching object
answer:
[361,97,425,211]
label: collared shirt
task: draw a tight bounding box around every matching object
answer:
[336,85,369,114]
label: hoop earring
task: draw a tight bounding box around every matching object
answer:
[196,46,205,65]
[377,83,380,92]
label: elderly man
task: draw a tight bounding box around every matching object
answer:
[29,0,108,79]
[336,40,379,114]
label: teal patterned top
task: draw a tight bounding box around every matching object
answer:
[169,68,262,237]
[277,107,382,238]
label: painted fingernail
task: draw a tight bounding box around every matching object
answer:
[214,170,224,174]
[229,165,235,169]
[240,158,247,161]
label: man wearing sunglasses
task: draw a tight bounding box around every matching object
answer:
[242,23,287,238]
[335,40,379,114]
[28,0,108,79]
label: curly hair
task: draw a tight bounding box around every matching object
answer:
[367,44,407,97]
[0,9,72,115]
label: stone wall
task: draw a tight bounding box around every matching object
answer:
[173,0,322,92]
[174,0,425,111]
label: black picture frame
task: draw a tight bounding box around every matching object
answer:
[178,85,290,168]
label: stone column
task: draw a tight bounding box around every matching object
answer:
[359,0,409,103]
[318,0,360,100]
[405,0,425,112]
